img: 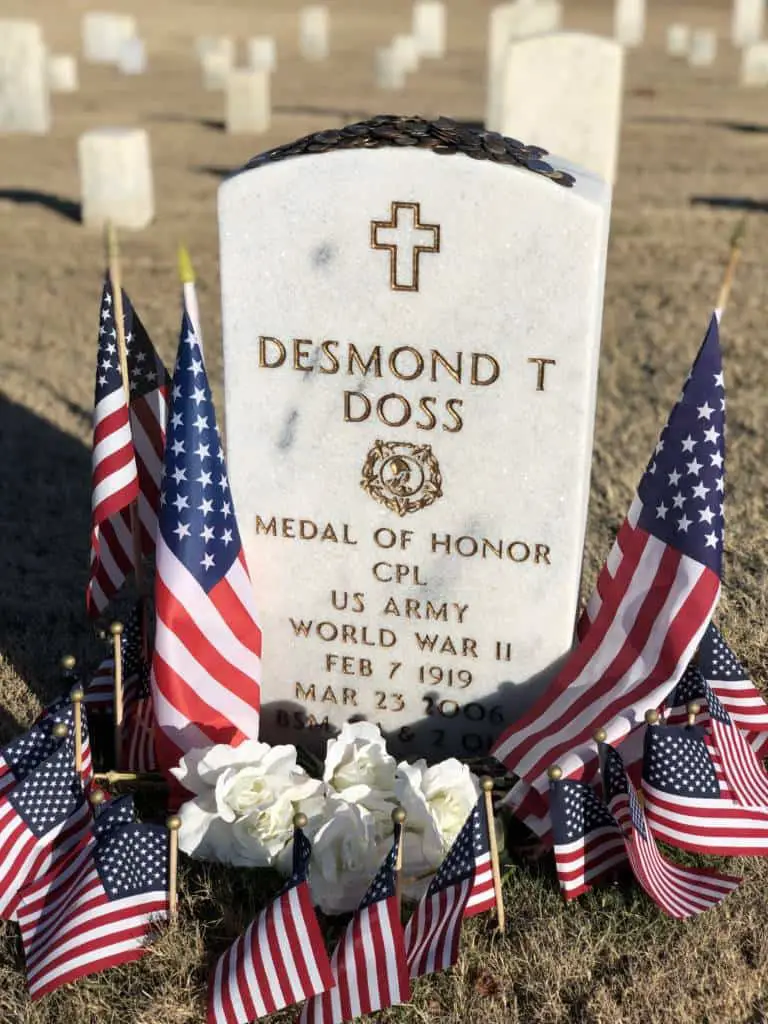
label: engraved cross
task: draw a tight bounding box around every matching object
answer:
[370,201,440,292]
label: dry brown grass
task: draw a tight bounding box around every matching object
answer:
[2,0,768,1020]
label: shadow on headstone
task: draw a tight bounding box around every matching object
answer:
[690,195,768,214]
[0,393,93,719]
[191,164,238,180]
[0,188,81,223]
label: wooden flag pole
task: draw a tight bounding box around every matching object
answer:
[106,222,144,596]
[391,806,406,913]
[70,686,84,776]
[686,701,701,728]
[166,815,181,921]
[715,216,747,321]
[480,777,505,932]
[111,621,124,769]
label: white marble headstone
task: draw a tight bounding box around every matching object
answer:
[486,1,562,131]
[666,24,690,58]
[200,39,235,90]
[82,13,137,65]
[732,0,764,47]
[412,2,446,59]
[499,33,624,185]
[0,20,50,134]
[225,69,270,134]
[391,35,420,75]
[48,54,79,93]
[218,118,611,759]
[299,6,329,61]
[78,127,154,229]
[614,0,645,48]
[118,37,147,75]
[375,48,406,90]
[741,41,768,85]
[688,29,717,68]
[247,36,277,73]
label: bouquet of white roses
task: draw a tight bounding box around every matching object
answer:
[173,721,481,914]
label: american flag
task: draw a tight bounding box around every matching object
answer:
[549,777,626,900]
[17,821,169,1000]
[404,797,495,980]
[92,794,135,832]
[0,741,92,920]
[642,724,768,855]
[602,742,739,918]
[300,833,410,1024]
[150,313,261,770]
[699,623,768,733]
[87,275,170,617]
[493,316,725,798]
[84,605,145,711]
[0,700,92,796]
[665,668,768,806]
[208,825,334,1024]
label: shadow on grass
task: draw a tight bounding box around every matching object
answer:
[0,189,81,223]
[0,393,93,715]
[690,196,768,214]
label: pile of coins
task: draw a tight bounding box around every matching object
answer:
[242,114,576,188]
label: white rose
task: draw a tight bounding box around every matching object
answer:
[307,798,385,915]
[395,758,480,896]
[174,742,326,868]
[323,722,397,817]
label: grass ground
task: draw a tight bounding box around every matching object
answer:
[1,0,767,1020]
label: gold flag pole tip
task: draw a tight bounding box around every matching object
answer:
[645,709,660,726]
[391,807,407,826]
[686,701,701,727]
[293,812,308,830]
[90,788,107,807]
[60,654,76,672]
[110,621,124,637]
[51,723,69,740]
[593,728,607,743]
[547,765,563,781]
[178,245,195,284]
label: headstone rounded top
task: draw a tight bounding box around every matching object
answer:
[239,114,576,188]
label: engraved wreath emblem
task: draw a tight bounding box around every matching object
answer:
[361,440,443,517]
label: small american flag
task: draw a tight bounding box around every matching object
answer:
[699,623,768,732]
[87,276,170,617]
[666,668,768,806]
[405,797,495,979]
[0,741,92,920]
[92,794,135,832]
[602,743,739,918]
[208,826,333,1024]
[642,724,768,855]
[84,605,144,711]
[549,777,626,901]
[17,821,169,1000]
[494,316,725,798]
[151,313,261,770]
[300,832,410,1024]
[87,275,139,617]
[0,701,92,796]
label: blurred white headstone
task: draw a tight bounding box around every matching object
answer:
[486,2,562,130]
[82,13,137,65]
[0,20,50,134]
[299,6,329,61]
[741,41,768,85]
[48,54,79,93]
[614,0,645,47]
[79,127,154,229]
[226,69,270,134]
[412,2,446,58]
[247,36,277,72]
[666,24,690,58]
[732,0,764,46]
[375,47,406,90]
[499,33,624,184]
[391,35,420,74]
[688,29,717,67]
[118,37,147,75]
[200,39,235,90]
